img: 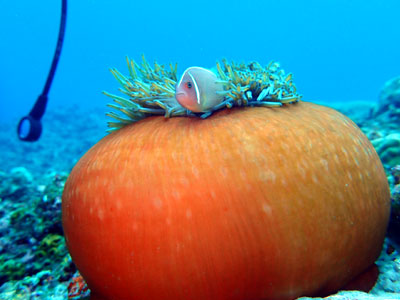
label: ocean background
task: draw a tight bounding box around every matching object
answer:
[1,0,400,122]
[1,0,400,299]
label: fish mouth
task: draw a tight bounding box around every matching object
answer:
[176,92,185,96]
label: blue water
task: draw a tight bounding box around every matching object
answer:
[1,0,399,122]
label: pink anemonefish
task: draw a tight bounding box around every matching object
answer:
[175,67,225,112]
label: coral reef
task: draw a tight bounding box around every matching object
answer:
[0,270,68,300]
[372,239,400,294]
[0,169,76,299]
[359,76,400,168]
[371,76,400,119]
[372,134,400,167]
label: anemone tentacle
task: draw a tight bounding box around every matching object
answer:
[103,56,302,131]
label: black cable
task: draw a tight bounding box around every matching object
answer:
[42,0,67,97]
[17,0,67,141]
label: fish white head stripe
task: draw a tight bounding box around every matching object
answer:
[187,71,201,104]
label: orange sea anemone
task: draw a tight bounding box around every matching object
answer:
[62,59,390,300]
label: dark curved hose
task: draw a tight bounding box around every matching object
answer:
[18,0,67,141]
[42,0,67,97]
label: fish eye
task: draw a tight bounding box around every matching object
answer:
[186,82,192,89]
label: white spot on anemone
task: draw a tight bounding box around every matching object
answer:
[98,209,104,220]
[115,199,122,210]
[220,167,228,178]
[262,203,272,215]
[320,159,329,172]
[153,198,163,209]
[347,171,353,181]
[191,165,200,179]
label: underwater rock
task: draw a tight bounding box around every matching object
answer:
[371,133,400,167]
[371,239,400,294]
[388,165,400,244]
[62,101,390,300]
[0,167,33,200]
[298,290,400,300]
[9,167,33,185]
[392,165,400,185]
[372,76,400,119]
